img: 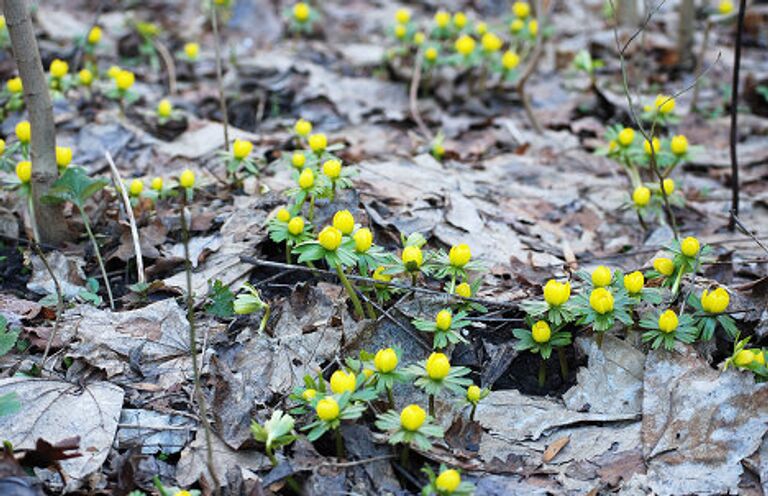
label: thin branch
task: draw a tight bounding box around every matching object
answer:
[34,243,63,370]
[210,2,230,151]
[728,0,746,230]
[515,0,546,134]
[409,50,433,141]
[105,152,145,284]
[151,38,177,96]
[729,211,768,256]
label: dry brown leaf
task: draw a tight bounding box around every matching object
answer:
[542,436,570,463]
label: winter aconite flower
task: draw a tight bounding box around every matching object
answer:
[308,133,327,153]
[591,265,612,287]
[455,35,475,56]
[323,159,341,179]
[655,94,675,114]
[653,257,674,276]
[276,208,291,223]
[294,118,312,137]
[658,309,678,333]
[116,70,135,90]
[670,135,688,156]
[481,32,503,52]
[643,137,660,155]
[543,280,570,307]
[734,349,754,367]
[157,99,172,118]
[527,20,538,36]
[318,226,343,251]
[332,210,355,235]
[402,245,423,270]
[292,152,306,168]
[413,32,426,45]
[151,177,163,191]
[476,22,488,35]
[502,50,520,69]
[129,179,144,196]
[435,11,451,28]
[453,12,467,29]
[662,178,675,195]
[425,352,450,380]
[449,244,471,268]
[79,69,94,86]
[436,469,461,493]
[510,18,524,33]
[467,385,481,403]
[374,348,398,373]
[302,388,316,401]
[701,287,729,314]
[107,65,122,79]
[531,320,551,343]
[394,24,407,39]
[718,0,734,14]
[16,121,31,143]
[184,42,200,60]
[293,2,310,23]
[316,397,340,421]
[299,168,314,189]
[425,47,439,62]
[50,59,69,79]
[435,309,452,332]
[7,77,22,94]
[589,288,614,314]
[513,1,531,18]
[633,186,651,207]
[330,370,356,394]
[395,8,411,24]
[400,404,426,431]
[353,228,372,252]
[179,169,195,188]
[681,236,700,257]
[288,216,305,235]
[618,127,635,147]
[16,161,31,183]
[87,26,102,44]
[455,282,471,298]
[232,139,253,160]
[624,271,645,294]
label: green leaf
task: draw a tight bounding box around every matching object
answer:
[0,316,19,356]
[41,166,108,208]
[205,279,235,319]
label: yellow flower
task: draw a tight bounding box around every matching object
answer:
[7,77,22,93]
[402,245,423,270]
[718,0,734,15]
[425,352,450,380]
[395,8,411,24]
[129,179,144,196]
[455,35,475,56]
[151,177,163,191]
[374,348,398,373]
[276,208,291,223]
[394,24,407,39]
[476,22,488,35]
[302,388,316,401]
[16,161,31,183]
[481,32,503,52]
[510,18,525,33]
[531,320,551,343]
[425,47,439,61]
[293,2,310,22]
[449,243,471,267]
[56,146,72,167]
[543,280,570,306]
[608,140,618,152]
[633,186,651,207]
[623,271,644,294]
[513,1,531,18]
[232,139,253,160]
[753,350,765,366]
[87,26,102,44]
[662,178,675,195]
[0,139,5,155]
[292,152,306,168]
[308,133,327,153]
[591,265,612,287]
[157,99,172,118]
[362,368,374,379]
[107,65,122,79]
[502,50,520,70]
[353,228,372,252]
[643,137,660,155]
[435,469,461,493]
[528,20,538,36]
[179,169,195,188]
[413,31,426,45]
[734,349,755,367]
[670,135,688,156]
[318,226,343,251]
[701,287,729,314]
[618,127,635,147]
[323,159,341,179]
[330,370,356,394]
[453,12,467,29]
[184,42,200,60]
[316,397,340,421]
[400,404,426,431]
[174,491,192,496]
[294,118,312,137]
[658,309,678,333]
[298,168,314,189]
[16,121,31,143]
[78,69,93,86]
[680,236,700,257]
[288,216,305,235]
[653,257,674,276]
[589,288,614,314]
[332,210,355,235]
[467,385,481,403]
[116,70,135,91]
[50,59,69,78]
[455,282,471,298]
[655,94,675,114]
[435,309,452,331]
[435,11,451,28]
[0,15,5,30]
[373,266,392,285]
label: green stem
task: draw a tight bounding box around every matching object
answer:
[387,386,394,410]
[449,273,456,295]
[470,403,477,422]
[671,267,684,296]
[308,194,315,222]
[334,428,345,459]
[335,263,365,319]
[400,444,410,468]
[596,332,604,349]
[259,304,270,333]
[538,358,546,388]
[429,394,435,416]
[285,241,292,264]
[411,272,418,286]
[266,446,278,467]
[27,194,40,243]
[79,208,115,309]
[557,347,569,381]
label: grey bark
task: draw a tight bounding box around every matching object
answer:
[4,0,69,244]
[677,0,696,70]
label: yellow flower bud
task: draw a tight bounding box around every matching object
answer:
[332,210,355,235]
[394,24,407,39]
[0,16,5,30]
[292,152,306,169]
[476,22,488,35]
[87,26,102,44]
[293,2,311,22]
[232,139,253,160]
[502,50,520,70]
[510,18,524,33]
[395,8,411,24]
[330,370,356,394]
[718,0,734,14]
[513,1,531,18]
[436,469,462,493]
[455,282,471,298]
[353,228,372,253]
[618,127,635,147]
[184,42,200,60]
[643,137,660,155]
[455,35,475,56]
[413,31,426,45]
[0,139,5,155]
[653,257,674,276]
[179,169,195,188]
[288,216,305,235]
[316,397,340,421]
[107,65,122,79]
[400,404,426,431]
[294,118,312,137]
[276,208,291,223]
[481,32,503,52]
[753,350,765,366]
[425,352,450,380]
[670,135,688,156]
[662,178,675,195]
[78,69,94,86]
[151,177,163,191]
[323,159,341,179]
[157,99,173,118]
[733,349,754,367]
[425,47,439,61]
[589,288,614,314]
[318,226,342,251]
[16,161,31,183]
[373,266,392,285]
[298,168,314,189]
[531,320,551,343]
[15,121,31,143]
[49,59,69,79]
[129,179,144,196]
[658,309,678,333]
[623,271,644,294]
[435,11,451,28]
[116,70,135,91]
[528,20,538,36]
[633,186,651,207]
[543,279,570,307]
[363,368,374,379]
[449,243,471,268]
[302,388,316,401]
[308,133,327,153]
[655,94,675,114]
[453,12,467,28]
[701,287,729,314]
[681,236,700,257]
[56,146,72,168]
[435,309,452,331]
[402,245,423,270]
[591,265,612,287]
[374,348,398,373]
[467,385,481,403]
[7,77,22,94]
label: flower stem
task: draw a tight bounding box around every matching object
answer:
[429,394,435,416]
[308,194,315,221]
[79,208,115,309]
[557,347,569,381]
[387,386,394,410]
[470,404,477,422]
[285,241,292,264]
[596,332,604,349]
[334,428,345,459]
[671,267,684,296]
[400,444,410,468]
[335,263,365,319]
[258,304,270,333]
[266,446,278,467]
[449,273,456,295]
[538,358,546,388]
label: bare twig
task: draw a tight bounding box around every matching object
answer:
[515,0,546,134]
[34,243,63,370]
[409,51,433,141]
[105,152,145,284]
[728,0,746,230]
[689,19,712,112]
[151,38,177,96]
[730,211,768,256]
[210,2,230,151]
